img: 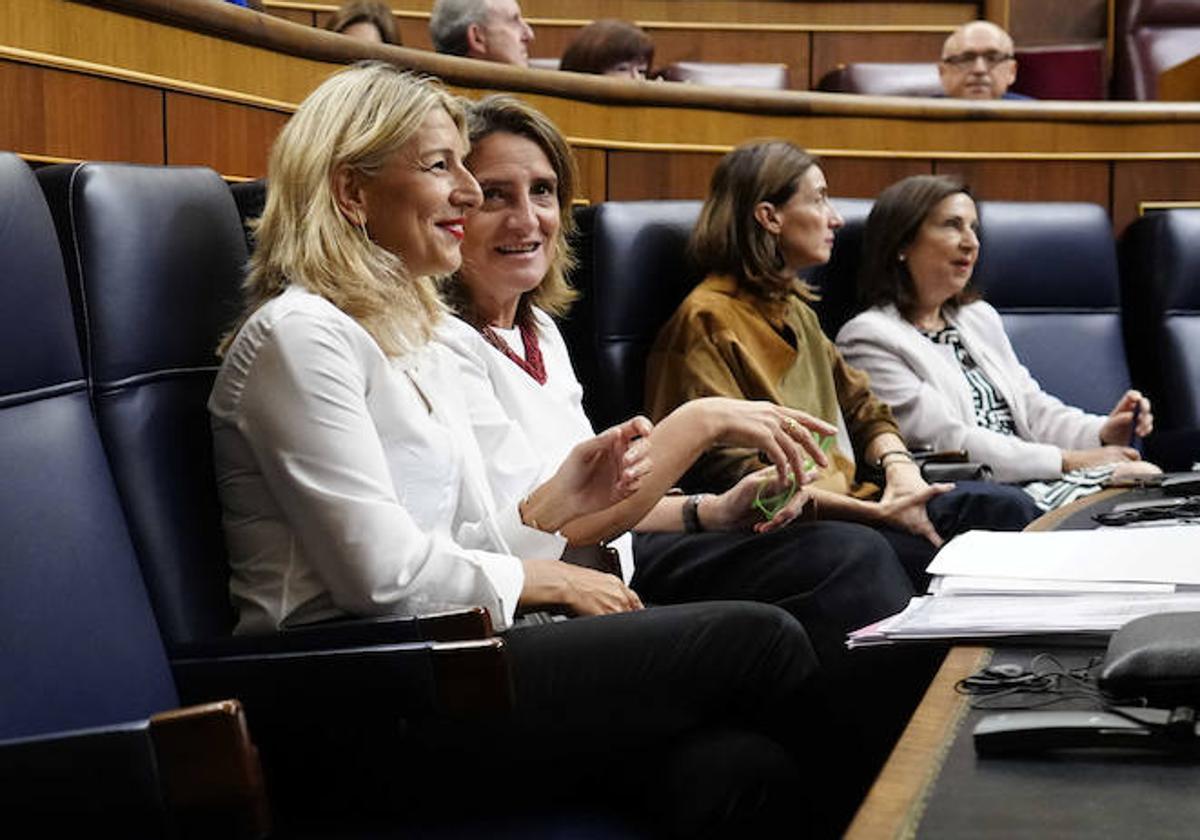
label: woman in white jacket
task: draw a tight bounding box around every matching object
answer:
[837,174,1158,510]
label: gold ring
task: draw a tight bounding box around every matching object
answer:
[783,418,797,435]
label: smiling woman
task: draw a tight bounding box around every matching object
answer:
[838,174,1161,510]
[207,62,852,834]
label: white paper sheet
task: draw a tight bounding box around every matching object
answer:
[926,527,1200,585]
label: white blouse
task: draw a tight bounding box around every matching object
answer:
[836,301,1105,483]
[209,286,565,634]
[437,310,636,582]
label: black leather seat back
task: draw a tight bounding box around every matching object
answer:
[38,163,247,650]
[581,201,703,430]
[1120,208,1200,431]
[971,201,1130,415]
[0,153,178,739]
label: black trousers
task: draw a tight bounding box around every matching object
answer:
[879,479,1042,587]
[430,602,831,837]
[273,602,824,837]
[632,520,928,833]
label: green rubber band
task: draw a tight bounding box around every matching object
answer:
[753,472,798,520]
[801,433,836,473]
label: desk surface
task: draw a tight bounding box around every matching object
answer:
[845,487,1160,839]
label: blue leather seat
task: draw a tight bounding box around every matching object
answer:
[0,151,268,835]
[971,201,1132,416]
[1119,208,1200,468]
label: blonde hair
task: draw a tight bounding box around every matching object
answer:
[446,95,579,328]
[690,139,819,303]
[221,61,467,357]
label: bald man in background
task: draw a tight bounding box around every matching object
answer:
[938,21,1031,100]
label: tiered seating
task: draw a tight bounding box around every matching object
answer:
[565,197,1184,463]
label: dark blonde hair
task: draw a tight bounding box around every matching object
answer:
[221,62,466,357]
[859,174,980,320]
[447,95,579,328]
[326,0,399,45]
[560,19,654,75]
[690,140,819,302]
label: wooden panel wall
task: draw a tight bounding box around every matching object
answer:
[9,0,1200,234]
[165,93,289,177]
[0,60,163,163]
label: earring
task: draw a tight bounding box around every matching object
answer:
[898,253,907,263]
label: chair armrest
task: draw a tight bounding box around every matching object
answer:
[172,638,513,718]
[0,701,269,838]
[170,607,494,659]
[150,700,272,839]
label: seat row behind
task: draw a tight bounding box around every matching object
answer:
[565,198,1200,471]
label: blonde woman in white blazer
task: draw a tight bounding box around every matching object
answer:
[838,175,1158,509]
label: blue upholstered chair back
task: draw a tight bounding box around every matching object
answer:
[971,201,1130,415]
[37,162,247,650]
[1120,208,1200,431]
[0,153,178,740]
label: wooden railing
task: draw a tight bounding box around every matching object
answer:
[2,0,1197,230]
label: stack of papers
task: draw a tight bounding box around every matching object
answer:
[848,525,1200,648]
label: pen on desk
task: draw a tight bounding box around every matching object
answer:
[1130,401,1143,454]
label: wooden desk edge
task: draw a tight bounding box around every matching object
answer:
[844,645,991,839]
[846,488,1128,837]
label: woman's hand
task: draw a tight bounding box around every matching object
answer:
[527,416,654,531]
[877,464,954,547]
[704,466,816,532]
[1099,390,1153,445]
[1062,446,1140,472]
[689,397,836,482]
[1110,461,1162,483]
[519,558,643,616]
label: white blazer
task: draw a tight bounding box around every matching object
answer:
[836,301,1105,483]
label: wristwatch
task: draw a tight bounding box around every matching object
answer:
[682,493,705,532]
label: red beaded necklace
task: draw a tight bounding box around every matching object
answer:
[479,322,547,385]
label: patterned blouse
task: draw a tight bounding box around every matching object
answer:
[921,324,1111,511]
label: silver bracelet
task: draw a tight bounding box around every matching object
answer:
[682,493,705,533]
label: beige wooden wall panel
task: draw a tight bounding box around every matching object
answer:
[0,60,163,163]
[573,147,607,205]
[371,0,981,26]
[606,150,722,200]
[934,160,1110,206]
[810,31,949,85]
[165,92,289,178]
[820,157,933,199]
[1112,161,1200,233]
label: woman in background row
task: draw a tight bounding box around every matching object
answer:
[211,61,841,835]
[326,0,399,45]
[645,141,1041,585]
[837,174,1158,511]
[560,18,654,79]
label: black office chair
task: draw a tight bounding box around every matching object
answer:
[37,162,493,656]
[972,201,1133,415]
[0,151,269,837]
[1120,208,1200,468]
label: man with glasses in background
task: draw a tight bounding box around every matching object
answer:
[938,20,1030,100]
